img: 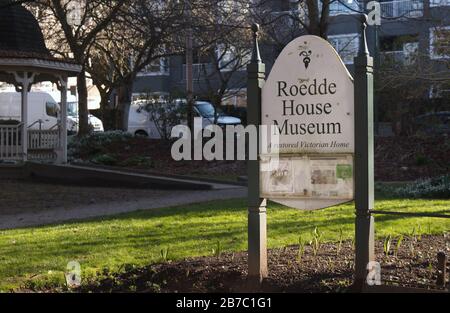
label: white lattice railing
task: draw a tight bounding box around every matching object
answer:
[0,124,22,160]
[0,124,60,161]
[28,129,60,150]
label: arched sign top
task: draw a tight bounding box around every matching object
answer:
[267,35,353,83]
[260,35,355,210]
[262,35,354,155]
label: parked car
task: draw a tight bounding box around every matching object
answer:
[193,101,242,129]
[0,92,59,129]
[0,91,104,134]
[49,92,104,134]
[128,100,162,138]
[414,111,450,135]
[127,99,242,138]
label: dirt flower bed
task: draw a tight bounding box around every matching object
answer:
[70,135,246,180]
[76,235,449,293]
[70,133,448,182]
[375,135,449,181]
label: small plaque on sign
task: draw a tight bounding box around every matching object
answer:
[261,155,353,197]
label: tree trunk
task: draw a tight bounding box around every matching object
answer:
[99,90,114,131]
[211,93,223,124]
[77,70,90,136]
[115,80,133,131]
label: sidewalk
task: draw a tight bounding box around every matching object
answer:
[0,185,247,230]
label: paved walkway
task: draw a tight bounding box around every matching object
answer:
[0,185,247,230]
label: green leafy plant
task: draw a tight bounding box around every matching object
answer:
[212,241,222,258]
[417,224,422,241]
[408,237,417,258]
[310,227,323,258]
[160,247,169,262]
[415,155,429,166]
[119,156,153,167]
[336,228,344,256]
[91,153,118,166]
[394,235,404,257]
[297,236,306,263]
[383,235,392,256]
[391,175,450,199]
[428,262,434,278]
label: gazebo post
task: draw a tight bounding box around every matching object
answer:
[57,75,68,164]
[13,72,35,162]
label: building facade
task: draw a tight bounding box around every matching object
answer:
[133,0,450,107]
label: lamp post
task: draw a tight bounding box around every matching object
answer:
[185,0,194,135]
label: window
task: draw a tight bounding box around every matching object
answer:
[328,34,360,64]
[46,102,58,117]
[430,26,450,59]
[139,58,170,76]
[430,0,450,7]
[327,0,361,16]
[216,44,250,72]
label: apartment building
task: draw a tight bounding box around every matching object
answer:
[133,0,450,106]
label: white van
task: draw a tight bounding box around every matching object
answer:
[49,91,104,134]
[0,92,59,129]
[127,100,241,138]
[128,100,162,138]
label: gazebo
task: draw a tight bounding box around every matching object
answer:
[0,1,81,164]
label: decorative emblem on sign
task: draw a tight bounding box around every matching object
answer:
[299,50,312,69]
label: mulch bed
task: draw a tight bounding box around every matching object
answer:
[77,235,449,293]
[375,136,449,181]
[74,135,449,182]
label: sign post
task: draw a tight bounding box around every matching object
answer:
[246,16,375,290]
[354,15,375,290]
[247,23,268,284]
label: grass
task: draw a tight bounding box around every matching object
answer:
[0,195,449,291]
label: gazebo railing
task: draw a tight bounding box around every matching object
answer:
[0,123,60,161]
[0,123,22,160]
[28,129,60,150]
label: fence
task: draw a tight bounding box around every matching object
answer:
[28,129,60,150]
[0,124,22,160]
[0,124,60,161]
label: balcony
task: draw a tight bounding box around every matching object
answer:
[380,0,423,18]
[328,1,361,16]
[380,50,417,65]
[182,63,214,81]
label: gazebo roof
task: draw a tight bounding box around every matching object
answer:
[0,0,50,59]
[0,0,81,83]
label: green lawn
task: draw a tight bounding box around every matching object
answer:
[0,196,449,291]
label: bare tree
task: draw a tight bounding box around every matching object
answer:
[190,1,252,109]
[34,0,127,136]
[87,0,185,130]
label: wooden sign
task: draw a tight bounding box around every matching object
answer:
[260,35,354,210]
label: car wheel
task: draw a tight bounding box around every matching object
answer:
[135,130,148,137]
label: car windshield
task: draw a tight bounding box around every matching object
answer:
[67,102,78,117]
[195,102,222,118]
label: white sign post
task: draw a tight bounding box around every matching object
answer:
[260,35,355,210]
